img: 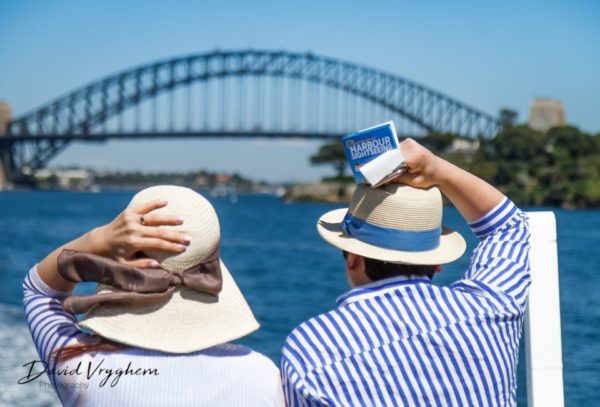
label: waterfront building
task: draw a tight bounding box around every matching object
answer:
[528,98,566,132]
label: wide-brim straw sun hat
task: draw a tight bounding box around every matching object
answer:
[317,184,466,265]
[79,185,259,354]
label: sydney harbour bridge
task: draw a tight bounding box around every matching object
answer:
[0,49,501,186]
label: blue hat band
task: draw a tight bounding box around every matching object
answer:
[341,212,441,252]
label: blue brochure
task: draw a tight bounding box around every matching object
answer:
[342,121,401,184]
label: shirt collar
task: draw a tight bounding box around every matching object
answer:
[336,275,431,307]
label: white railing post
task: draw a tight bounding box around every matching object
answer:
[524,211,564,407]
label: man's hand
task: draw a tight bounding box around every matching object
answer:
[391,138,504,223]
[392,138,444,188]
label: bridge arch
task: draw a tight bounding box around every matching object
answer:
[3,49,500,182]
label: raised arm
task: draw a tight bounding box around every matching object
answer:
[393,138,504,221]
[37,199,189,291]
[393,139,530,308]
[24,199,191,371]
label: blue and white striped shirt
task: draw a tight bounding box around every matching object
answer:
[282,197,530,406]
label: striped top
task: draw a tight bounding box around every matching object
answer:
[23,266,284,406]
[282,197,530,407]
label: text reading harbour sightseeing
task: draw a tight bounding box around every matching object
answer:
[346,136,394,160]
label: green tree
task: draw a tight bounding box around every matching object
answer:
[422,132,455,153]
[490,125,545,161]
[310,141,349,181]
[486,124,600,207]
[545,126,598,158]
[305,126,600,208]
[499,108,518,128]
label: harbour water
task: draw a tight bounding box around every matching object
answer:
[0,190,598,406]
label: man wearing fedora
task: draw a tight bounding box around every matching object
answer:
[282,138,531,406]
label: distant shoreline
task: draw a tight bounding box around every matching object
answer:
[2,180,598,209]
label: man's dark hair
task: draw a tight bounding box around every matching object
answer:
[343,251,436,281]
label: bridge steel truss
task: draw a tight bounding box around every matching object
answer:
[1,49,501,183]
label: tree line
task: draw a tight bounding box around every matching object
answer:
[310,111,600,208]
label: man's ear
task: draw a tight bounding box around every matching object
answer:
[345,252,363,271]
[345,252,369,287]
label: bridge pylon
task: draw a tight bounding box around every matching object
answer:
[0,101,12,190]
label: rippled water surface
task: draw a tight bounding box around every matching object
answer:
[0,191,598,406]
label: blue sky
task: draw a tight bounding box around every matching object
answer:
[1,0,599,182]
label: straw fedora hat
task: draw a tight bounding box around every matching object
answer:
[317,184,466,265]
[79,185,259,354]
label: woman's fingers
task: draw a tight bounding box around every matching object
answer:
[138,213,184,227]
[137,238,188,253]
[129,199,168,215]
[113,200,189,257]
[141,227,191,245]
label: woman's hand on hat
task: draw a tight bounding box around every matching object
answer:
[391,138,444,189]
[89,199,191,268]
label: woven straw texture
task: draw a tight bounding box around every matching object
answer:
[349,184,442,230]
[317,184,466,265]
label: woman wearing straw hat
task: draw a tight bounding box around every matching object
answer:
[282,138,531,406]
[23,186,284,406]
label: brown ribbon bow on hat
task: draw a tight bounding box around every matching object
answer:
[58,249,222,314]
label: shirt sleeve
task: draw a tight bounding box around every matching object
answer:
[455,197,531,311]
[281,343,322,407]
[22,265,88,368]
